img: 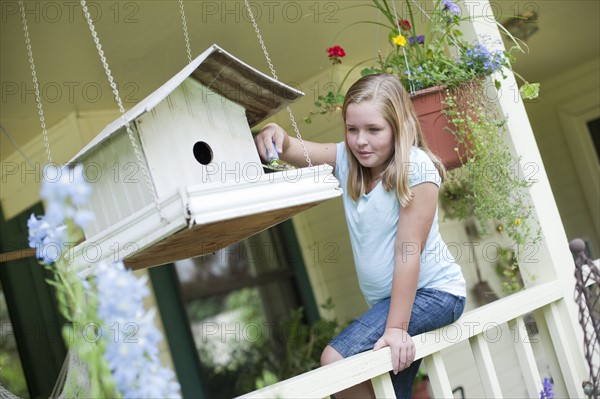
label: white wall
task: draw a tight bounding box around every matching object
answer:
[0,110,119,220]
[525,58,600,257]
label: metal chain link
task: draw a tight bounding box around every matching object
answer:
[242,0,313,167]
[18,0,52,164]
[79,0,166,222]
[178,0,193,64]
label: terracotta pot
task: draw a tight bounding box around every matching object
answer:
[410,85,466,170]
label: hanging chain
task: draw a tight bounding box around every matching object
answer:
[79,0,166,222]
[242,0,313,168]
[18,0,52,164]
[178,0,193,64]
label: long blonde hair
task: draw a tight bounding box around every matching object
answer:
[342,74,445,206]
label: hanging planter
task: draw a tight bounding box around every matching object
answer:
[410,85,466,170]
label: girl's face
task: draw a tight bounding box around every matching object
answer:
[345,101,394,178]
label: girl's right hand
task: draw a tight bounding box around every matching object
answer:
[255,123,289,162]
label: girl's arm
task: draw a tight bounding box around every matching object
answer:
[373,182,439,374]
[255,123,337,168]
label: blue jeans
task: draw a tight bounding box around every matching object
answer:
[329,288,465,399]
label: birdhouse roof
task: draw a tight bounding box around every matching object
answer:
[71,44,303,162]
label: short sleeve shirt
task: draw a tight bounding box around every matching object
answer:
[335,142,466,307]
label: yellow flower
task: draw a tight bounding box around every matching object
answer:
[392,34,407,47]
[514,219,522,225]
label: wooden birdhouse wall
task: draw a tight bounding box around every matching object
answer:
[82,130,154,238]
[135,78,262,200]
[79,77,265,239]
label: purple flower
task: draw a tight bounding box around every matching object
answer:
[540,377,554,399]
[408,35,425,45]
[442,0,460,16]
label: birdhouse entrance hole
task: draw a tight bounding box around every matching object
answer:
[193,141,213,165]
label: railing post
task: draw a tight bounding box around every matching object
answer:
[423,352,454,398]
[543,301,587,397]
[470,334,504,398]
[371,373,395,398]
[509,316,543,398]
[459,0,588,392]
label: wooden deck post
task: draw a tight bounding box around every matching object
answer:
[460,0,588,394]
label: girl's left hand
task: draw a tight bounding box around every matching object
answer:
[373,327,415,374]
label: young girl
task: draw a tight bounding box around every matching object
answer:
[255,74,466,398]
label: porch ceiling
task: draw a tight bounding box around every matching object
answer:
[1,0,599,161]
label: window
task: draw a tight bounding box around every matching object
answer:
[173,222,316,398]
[586,117,600,163]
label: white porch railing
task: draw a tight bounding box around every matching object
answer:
[239,278,593,398]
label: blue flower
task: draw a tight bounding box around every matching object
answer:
[67,164,93,206]
[40,164,94,229]
[95,262,181,398]
[27,161,181,396]
[442,0,460,16]
[408,35,425,45]
[41,164,92,205]
[460,43,506,76]
[27,214,68,264]
[72,209,94,230]
[28,214,50,247]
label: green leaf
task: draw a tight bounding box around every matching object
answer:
[361,67,377,76]
[519,83,540,99]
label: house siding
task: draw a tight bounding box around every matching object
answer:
[525,57,600,257]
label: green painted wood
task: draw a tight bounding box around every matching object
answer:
[148,263,207,399]
[0,204,67,398]
[279,219,320,324]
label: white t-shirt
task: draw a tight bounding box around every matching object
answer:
[335,142,466,307]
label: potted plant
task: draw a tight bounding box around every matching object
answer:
[307,0,541,283]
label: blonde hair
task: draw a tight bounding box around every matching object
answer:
[342,74,445,206]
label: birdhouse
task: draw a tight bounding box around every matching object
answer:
[70,44,341,272]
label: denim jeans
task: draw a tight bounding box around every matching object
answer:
[329,288,466,399]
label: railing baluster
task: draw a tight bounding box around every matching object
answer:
[533,307,569,398]
[423,352,453,398]
[543,301,586,398]
[371,372,395,398]
[237,281,587,399]
[509,316,543,398]
[470,334,503,398]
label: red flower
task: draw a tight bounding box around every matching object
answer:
[326,45,346,59]
[398,19,411,31]
[326,45,346,65]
